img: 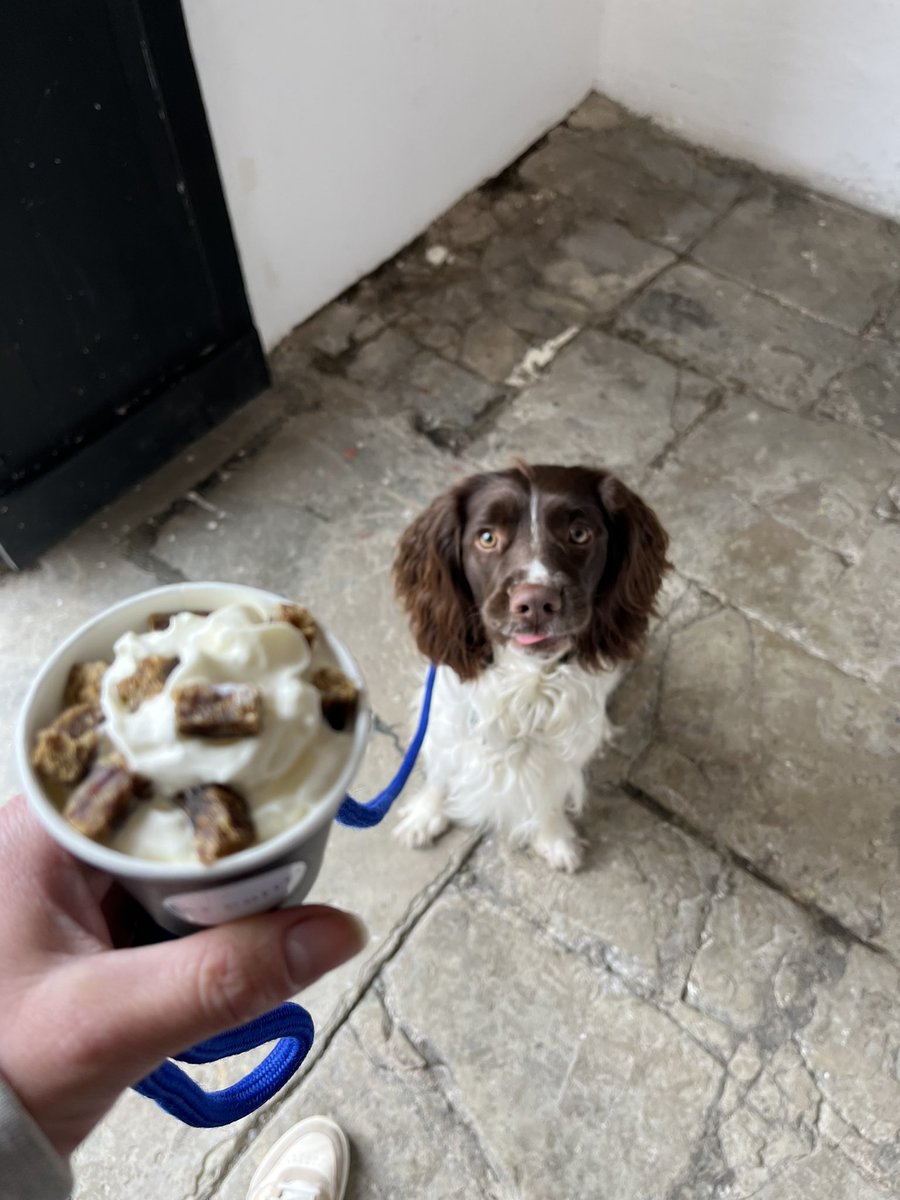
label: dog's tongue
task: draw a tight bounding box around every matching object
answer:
[514,633,549,646]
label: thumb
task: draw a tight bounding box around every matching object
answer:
[75,905,367,1080]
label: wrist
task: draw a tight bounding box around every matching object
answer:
[0,1070,74,1198]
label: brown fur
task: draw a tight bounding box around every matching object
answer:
[392,476,491,681]
[393,464,670,680]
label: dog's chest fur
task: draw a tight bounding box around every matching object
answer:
[422,647,619,834]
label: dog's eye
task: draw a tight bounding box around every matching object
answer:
[477,529,498,550]
[569,525,593,546]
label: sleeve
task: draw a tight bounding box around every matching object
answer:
[0,1072,73,1200]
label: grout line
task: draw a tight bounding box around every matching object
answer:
[680,255,868,339]
[456,860,736,1069]
[678,864,727,1005]
[371,712,404,758]
[121,412,293,565]
[677,182,761,258]
[594,184,753,339]
[660,1066,732,1200]
[645,381,726,475]
[737,494,859,568]
[369,982,517,1198]
[121,536,188,585]
[811,383,900,456]
[859,275,900,340]
[200,831,483,1199]
[679,574,897,701]
[620,780,887,957]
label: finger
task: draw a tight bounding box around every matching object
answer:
[2,795,108,904]
[0,796,110,947]
[58,905,367,1081]
[0,795,69,896]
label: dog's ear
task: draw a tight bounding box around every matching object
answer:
[393,483,489,681]
[578,472,671,666]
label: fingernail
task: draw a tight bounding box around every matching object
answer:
[344,912,370,949]
[284,910,368,987]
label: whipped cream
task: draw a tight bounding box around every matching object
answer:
[99,603,352,864]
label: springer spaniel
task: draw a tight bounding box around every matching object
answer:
[392,462,669,870]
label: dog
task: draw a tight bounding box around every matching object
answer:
[392,462,669,870]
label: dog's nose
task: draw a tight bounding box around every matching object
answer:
[509,583,562,619]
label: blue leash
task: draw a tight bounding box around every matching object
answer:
[133,1004,315,1127]
[334,663,436,828]
[135,665,436,1127]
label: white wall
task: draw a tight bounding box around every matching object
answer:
[595,0,900,220]
[182,0,598,350]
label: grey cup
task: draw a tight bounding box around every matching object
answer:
[17,582,370,935]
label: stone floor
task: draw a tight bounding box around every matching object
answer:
[3,91,900,1198]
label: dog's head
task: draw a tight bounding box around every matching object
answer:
[393,462,670,680]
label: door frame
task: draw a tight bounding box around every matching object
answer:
[0,0,269,569]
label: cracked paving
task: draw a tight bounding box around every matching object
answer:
[2,91,899,1198]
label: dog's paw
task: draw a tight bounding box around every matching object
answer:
[602,718,623,749]
[532,832,583,873]
[393,791,449,849]
[394,808,449,849]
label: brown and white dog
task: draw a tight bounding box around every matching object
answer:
[392,462,669,870]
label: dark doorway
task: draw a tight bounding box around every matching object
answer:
[1,0,269,568]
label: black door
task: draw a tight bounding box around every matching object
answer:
[1,0,269,568]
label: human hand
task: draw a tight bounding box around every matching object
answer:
[0,795,366,1157]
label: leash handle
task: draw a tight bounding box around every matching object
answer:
[135,665,435,1125]
[133,1003,314,1127]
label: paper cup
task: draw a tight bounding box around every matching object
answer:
[16,582,370,935]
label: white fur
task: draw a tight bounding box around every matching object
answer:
[530,489,540,545]
[394,647,620,870]
[524,558,552,583]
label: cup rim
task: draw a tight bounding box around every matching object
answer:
[16,581,370,883]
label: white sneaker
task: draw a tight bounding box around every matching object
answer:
[247,1116,350,1200]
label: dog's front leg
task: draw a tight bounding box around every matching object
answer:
[393,785,450,849]
[528,774,585,873]
[530,811,583,872]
